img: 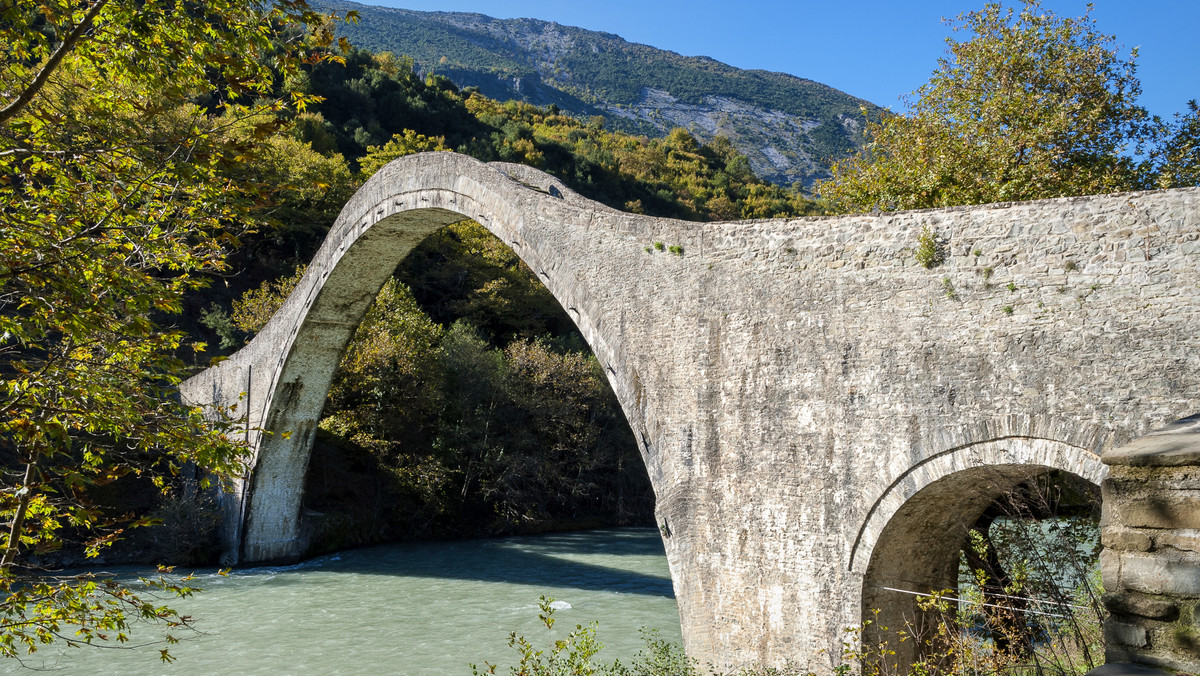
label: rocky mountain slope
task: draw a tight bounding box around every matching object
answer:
[325,2,881,187]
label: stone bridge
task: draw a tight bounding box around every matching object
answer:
[181,152,1200,670]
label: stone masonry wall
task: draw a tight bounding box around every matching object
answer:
[640,183,1200,669]
[1102,415,1200,672]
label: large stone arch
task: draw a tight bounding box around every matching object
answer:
[182,153,668,564]
[182,152,1200,670]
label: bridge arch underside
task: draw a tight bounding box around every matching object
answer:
[858,439,1107,670]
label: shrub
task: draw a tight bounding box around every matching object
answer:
[914,226,944,269]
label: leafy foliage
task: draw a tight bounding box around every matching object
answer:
[226,124,357,253]
[359,129,451,178]
[321,278,445,462]
[914,226,944,269]
[819,0,1157,212]
[471,596,606,676]
[472,596,808,675]
[1156,100,1200,189]
[397,220,578,344]
[0,0,347,661]
[230,265,309,336]
[311,309,651,541]
[0,570,205,662]
[300,49,477,162]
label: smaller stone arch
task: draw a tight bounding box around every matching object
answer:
[855,437,1107,669]
[851,434,1109,574]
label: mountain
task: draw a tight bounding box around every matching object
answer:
[324,2,881,188]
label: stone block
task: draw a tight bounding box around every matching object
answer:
[1103,592,1180,621]
[1086,663,1169,676]
[1115,494,1200,530]
[1104,528,1154,552]
[1104,414,1200,467]
[1102,548,1123,587]
[1120,553,1200,597]
[1153,531,1200,555]
[1106,620,1150,648]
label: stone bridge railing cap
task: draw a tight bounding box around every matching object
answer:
[1104,414,1200,467]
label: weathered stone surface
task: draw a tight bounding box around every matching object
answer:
[1106,621,1151,649]
[1106,414,1200,467]
[1104,528,1154,552]
[1151,530,1200,556]
[1169,624,1200,656]
[180,153,1200,671]
[1103,648,1192,674]
[1104,592,1180,621]
[1114,494,1200,530]
[1118,552,1200,597]
[1086,663,1169,676]
[1104,432,1200,673]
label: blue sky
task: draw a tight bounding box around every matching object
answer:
[362,1,1198,122]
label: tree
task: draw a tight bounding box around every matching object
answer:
[1156,100,1200,189]
[358,129,450,178]
[0,0,348,661]
[818,0,1155,212]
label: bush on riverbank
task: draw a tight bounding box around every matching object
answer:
[296,301,656,550]
[473,596,810,676]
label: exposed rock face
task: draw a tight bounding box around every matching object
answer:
[329,2,877,187]
[599,88,859,186]
[184,152,1200,671]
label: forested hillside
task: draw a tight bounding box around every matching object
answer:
[319,2,881,187]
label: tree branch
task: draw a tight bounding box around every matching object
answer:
[1,461,38,571]
[0,0,113,125]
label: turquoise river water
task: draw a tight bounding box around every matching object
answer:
[7,528,682,675]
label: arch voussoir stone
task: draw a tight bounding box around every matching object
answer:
[182,152,1200,671]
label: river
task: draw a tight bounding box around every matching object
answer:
[7,528,682,675]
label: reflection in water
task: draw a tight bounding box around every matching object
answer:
[5,528,680,676]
